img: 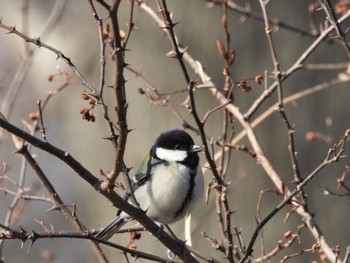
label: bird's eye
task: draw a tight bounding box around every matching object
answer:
[174,144,181,150]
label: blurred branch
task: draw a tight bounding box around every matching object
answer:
[244,9,350,120]
[259,0,305,205]
[241,129,350,262]
[0,0,66,121]
[319,0,350,58]
[207,0,342,42]
[0,19,96,94]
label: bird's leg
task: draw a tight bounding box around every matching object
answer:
[150,220,164,241]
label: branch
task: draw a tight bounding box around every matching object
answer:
[240,129,350,262]
[0,227,171,263]
[244,9,350,120]
[102,0,130,187]
[0,116,199,263]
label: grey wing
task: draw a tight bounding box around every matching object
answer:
[95,217,126,240]
[132,155,164,189]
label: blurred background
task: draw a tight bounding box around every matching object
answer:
[0,0,349,262]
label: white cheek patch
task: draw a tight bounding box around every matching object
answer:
[156,148,187,162]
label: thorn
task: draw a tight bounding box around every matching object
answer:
[19,226,26,233]
[46,205,61,212]
[7,25,16,34]
[125,166,133,173]
[28,240,35,252]
[172,21,180,27]
[178,46,188,54]
[102,136,115,141]
[166,50,177,58]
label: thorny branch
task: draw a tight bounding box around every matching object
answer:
[0,226,171,263]
[0,116,199,263]
[156,1,236,261]
[0,19,96,94]
[139,1,350,262]
[240,128,350,262]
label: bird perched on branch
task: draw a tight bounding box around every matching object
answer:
[96,128,204,240]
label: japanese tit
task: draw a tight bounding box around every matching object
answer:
[96,128,204,240]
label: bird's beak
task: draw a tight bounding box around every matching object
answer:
[191,144,205,153]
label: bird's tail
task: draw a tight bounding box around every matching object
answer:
[95,217,126,241]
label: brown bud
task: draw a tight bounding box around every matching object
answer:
[130,231,141,240]
[216,40,226,58]
[138,88,145,95]
[333,245,340,254]
[311,243,320,252]
[28,112,38,121]
[238,80,251,92]
[305,131,316,141]
[128,244,137,250]
[89,98,97,105]
[81,93,89,100]
[320,252,328,262]
[223,66,230,76]
[228,50,236,66]
[80,108,89,115]
[221,15,227,28]
[47,74,54,82]
[103,24,110,40]
[283,230,292,238]
[255,75,264,85]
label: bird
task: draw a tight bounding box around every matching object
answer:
[96,128,204,241]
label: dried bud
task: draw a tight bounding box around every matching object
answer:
[103,24,110,40]
[320,253,328,262]
[216,40,226,58]
[311,243,320,253]
[81,93,89,100]
[305,131,316,141]
[255,75,264,85]
[333,245,340,254]
[40,249,56,262]
[228,50,236,66]
[80,108,89,115]
[238,79,251,92]
[47,74,54,82]
[283,230,292,238]
[221,15,227,28]
[138,88,145,95]
[28,112,38,121]
[89,98,97,105]
[128,244,137,250]
[82,112,91,121]
[130,231,141,240]
[223,66,230,76]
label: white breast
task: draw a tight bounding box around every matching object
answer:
[133,162,203,224]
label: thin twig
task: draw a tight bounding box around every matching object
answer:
[0,20,96,93]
